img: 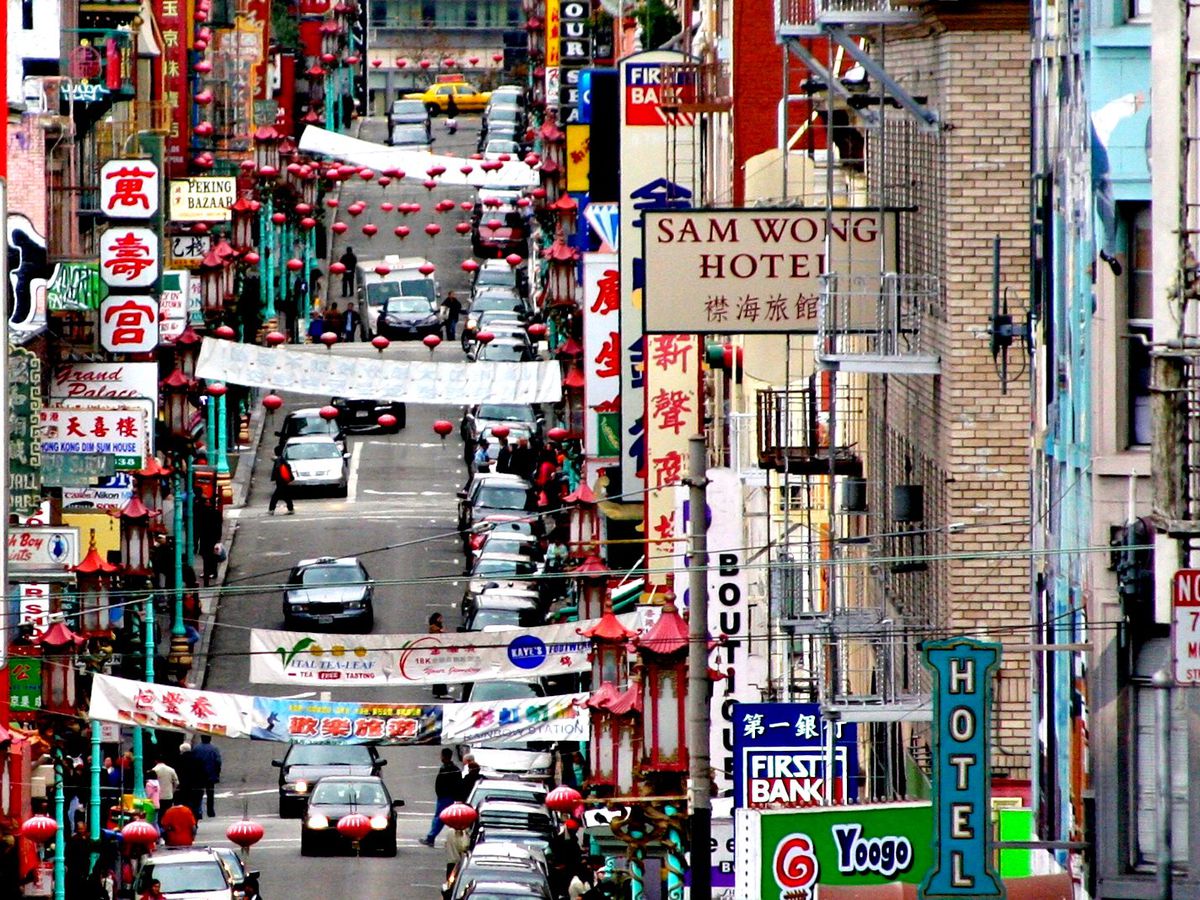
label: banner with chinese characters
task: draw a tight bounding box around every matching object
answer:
[100,160,160,219]
[153,0,192,178]
[618,52,696,493]
[249,615,635,686]
[88,675,590,745]
[159,271,189,340]
[582,253,620,459]
[9,349,43,515]
[99,227,160,289]
[9,657,43,720]
[100,296,159,353]
[169,177,236,222]
[643,334,701,592]
[38,406,149,470]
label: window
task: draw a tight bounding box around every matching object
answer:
[1126,205,1153,447]
[1129,0,1152,20]
[22,0,32,30]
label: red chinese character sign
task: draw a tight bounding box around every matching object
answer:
[582,254,620,459]
[100,227,160,288]
[100,295,160,353]
[99,160,160,219]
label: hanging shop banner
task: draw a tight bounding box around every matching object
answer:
[8,527,80,570]
[62,474,135,512]
[89,675,589,745]
[442,693,589,744]
[153,0,192,178]
[732,703,860,809]
[17,584,52,636]
[618,51,697,493]
[545,0,561,68]
[250,615,635,686]
[39,406,149,470]
[9,349,44,516]
[919,639,1003,900]
[100,295,160,353]
[642,209,898,334]
[99,226,160,289]
[734,802,934,899]
[160,271,190,340]
[45,262,107,312]
[197,339,562,404]
[566,124,590,193]
[168,177,237,222]
[52,361,159,402]
[582,253,620,459]
[9,656,43,719]
[100,160,161,219]
[168,234,212,269]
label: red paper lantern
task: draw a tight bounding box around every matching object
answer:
[395,225,410,238]
[195,120,215,136]
[243,251,261,264]
[492,425,510,440]
[326,197,340,208]
[372,335,390,352]
[295,202,313,215]
[207,381,228,397]
[377,413,398,429]
[320,331,339,348]
[439,802,478,830]
[423,334,442,350]
[330,262,346,275]
[429,165,447,177]
[214,325,236,340]
[263,392,284,411]
[516,197,532,209]
[371,59,382,67]
[336,813,372,843]
[21,815,58,844]
[286,258,303,272]
[418,262,436,275]
[378,176,392,187]
[461,259,480,272]
[476,331,495,345]
[469,56,480,65]
[547,426,569,442]
[362,223,379,236]
[374,263,391,276]
[492,53,504,63]
[422,179,438,190]
[460,165,474,176]
[487,219,503,230]
[545,785,583,814]
[425,223,441,237]
[332,222,349,234]
[527,322,547,340]
[460,200,474,211]
[396,58,408,68]
[419,59,431,69]
[380,202,395,212]
[443,58,457,68]
[300,217,317,230]
[271,212,287,225]
[319,405,340,421]
[433,420,454,439]
[193,221,210,233]
[121,820,160,847]
[226,820,265,850]
[506,253,523,267]
[455,223,472,235]
[360,169,375,181]
[195,89,214,106]
[265,332,287,347]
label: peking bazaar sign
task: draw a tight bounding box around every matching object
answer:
[642,209,897,334]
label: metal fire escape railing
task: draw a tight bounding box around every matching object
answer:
[756,382,866,475]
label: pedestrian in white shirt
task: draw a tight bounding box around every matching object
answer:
[151,757,180,810]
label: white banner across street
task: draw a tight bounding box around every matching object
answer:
[196,339,562,405]
[250,615,636,686]
[442,693,589,744]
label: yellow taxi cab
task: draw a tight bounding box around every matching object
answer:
[403,82,492,115]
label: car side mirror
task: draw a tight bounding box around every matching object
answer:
[457,625,467,633]
[376,759,388,767]
[457,490,468,500]
[271,760,282,768]
[392,799,406,808]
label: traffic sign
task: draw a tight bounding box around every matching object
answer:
[1172,569,1200,684]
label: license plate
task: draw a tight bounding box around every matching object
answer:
[355,410,368,418]
[316,616,334,624]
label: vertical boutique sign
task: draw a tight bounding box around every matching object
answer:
[920,639,1005,900]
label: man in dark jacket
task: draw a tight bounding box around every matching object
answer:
[193,736,222,818]
[422,748,461,846]
[175,742,206,819]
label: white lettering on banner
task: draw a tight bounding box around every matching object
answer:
[18,583,51,636]
[196,339,562,405]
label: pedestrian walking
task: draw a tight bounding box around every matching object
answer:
[175,742,205,820]
[421,748,460,846]
[444,826,470,888]
[193,737,222,819]
[150,757,179,811]
[158,803,196,847]
[268,452,295,515]
[495,435,513,474]
[510,436,535,482]
[339,247,358,296]
[343,301,361,342]
[324,301,344,338]
[306,309,326,342]
[441,291,462,340]
[473,438,491,475]
[460,756,482,800]
[429,613,451,700]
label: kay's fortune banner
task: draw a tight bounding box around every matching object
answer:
[642,209,897,335]
[249,615,637,687]
[89,674,586,745]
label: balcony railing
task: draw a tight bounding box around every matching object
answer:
[756,382,866,476]
[659,62,732,114]
[777,0,921,35]
[817,273,941,374]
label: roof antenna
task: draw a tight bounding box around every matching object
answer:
[987,235,1030,394]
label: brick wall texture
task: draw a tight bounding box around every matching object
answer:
[870,28,1032,778]
[7,111,48,235]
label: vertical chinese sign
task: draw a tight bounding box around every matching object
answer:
[153,0,192,178]
[8,349,43,516]
[9,657,42,720]
[582,254,620,462]
[98,159,161,353]
[617,52,696,498]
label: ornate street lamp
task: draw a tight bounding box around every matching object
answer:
[231,196,256,251]
[39,623,83,715]
[198,248,227,320]
[172,325,203,378]
[118,497,154,576]
[72,530,118,635]
[161,368,198,441]
[253,125,280,172]
[133,455,171,515]
[581,591,635,686]
[571,551,608,621]
[635,602,690,774]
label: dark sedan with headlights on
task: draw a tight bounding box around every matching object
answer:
[273,743,386,818]
[376,295,442,340]
[282,555,375,632]
[300,775,403,857]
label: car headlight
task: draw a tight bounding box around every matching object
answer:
[369,815,389,831]
[345,601,365,610]
[466,317,478,331]
[293,780,309,793]
[306,814,328,830]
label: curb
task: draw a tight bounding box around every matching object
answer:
[187,397,269,689]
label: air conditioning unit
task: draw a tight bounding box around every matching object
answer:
[22,77,47,114]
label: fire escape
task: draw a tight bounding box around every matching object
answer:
[767,0,943,795]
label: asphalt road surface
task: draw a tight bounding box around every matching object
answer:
[196,112,503,899]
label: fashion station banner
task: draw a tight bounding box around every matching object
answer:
[249,615,637,687]
[89,675,589,745]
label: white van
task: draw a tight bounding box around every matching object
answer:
[356,255,439,338]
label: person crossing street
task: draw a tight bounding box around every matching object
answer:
[421,748,460,846]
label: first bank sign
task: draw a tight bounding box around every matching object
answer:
[920,639,1005,900]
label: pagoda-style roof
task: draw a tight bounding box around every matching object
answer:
[40,622,84,648]
[637,603,689,657]
[73,544,118,575]
[563,366,585,389]
[581,608,636,642]
[563,483,597,505]
[556,336,583,357]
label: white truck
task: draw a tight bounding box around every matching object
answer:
[355,255,440,338]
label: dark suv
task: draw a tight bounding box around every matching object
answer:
[272,742,385,818]
[331,396,406,432]
[282,556,374,631]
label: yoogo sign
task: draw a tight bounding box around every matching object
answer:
[738,802,933,899]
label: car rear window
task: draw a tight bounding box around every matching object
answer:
[295,564,365,586]
[288,744,375,765]
[142,860,228,893]
[476,485,529,510]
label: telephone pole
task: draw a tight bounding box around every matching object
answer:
[686,433,712,900]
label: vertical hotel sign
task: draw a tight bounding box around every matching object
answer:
[154,0,192,178]
[582,253,620,459]
[919,639,1005,900]
[618,51,696,496]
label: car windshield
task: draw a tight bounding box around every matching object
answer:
[479,405,533,423]
[472,294,522,311]
[392,125,428,144]
[478,269,516,287]
[386,297,434,314]
[285,442,342,461]
[285,416,338,438]
[472,608,535,630]
[365,282,405,307]
[481,537,532,554]
[474,558,536,578]
[310,780,388,805]
[472,788,545,805]
[398,278,436,303]
[143,861,228,893]
[489,107,521,122]
[287,744,374,765]
[485,141,520,154]
[391,101,425,116]
[477,831,550,852]
[475,485,529,510]
[479,343,527,362]
[296,564,364,586]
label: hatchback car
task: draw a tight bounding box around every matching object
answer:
[474,800,556,838]
[282,556,374,631]
[458,474,532,533]
[377,295,441,339]
[473,259,525,295]
[273,742,385,818]
[300,775,403,857]
[462,405,543,445]
[132,847,234,900]
[331,396,406,432]
[387,98,431,137]
[275,408,346,455]
[280,436,349,496]
[449,859,550,900]
[459,881,549,900]
[471,339,535,363]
